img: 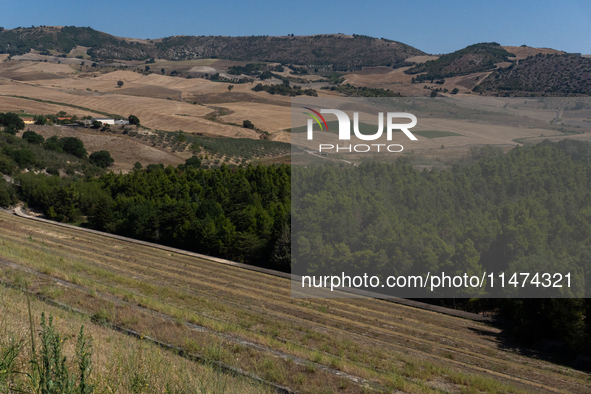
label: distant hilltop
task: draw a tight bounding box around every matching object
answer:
[0,26,424,70]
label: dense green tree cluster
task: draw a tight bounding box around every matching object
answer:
[0,177,17,206]
[474,54,591,96]
[293,143,591,298]
[0,132,103,178]
[44,136,88,158]
[322,84,401,97]
[293,141,591,352]
[88,151,114,168]
[0,112,25,134]
[227,63,265,75]
[252,83,317,97]
[17,164,291,267]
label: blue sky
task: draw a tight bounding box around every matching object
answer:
[2,0,590,54]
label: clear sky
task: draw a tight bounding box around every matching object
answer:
[2,0,590,55]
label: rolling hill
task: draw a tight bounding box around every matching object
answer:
[404,42,515,82]
[474,53,591,95]
[0,27,425,69]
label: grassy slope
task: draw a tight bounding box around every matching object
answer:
[0,281,271,393]
[0,211,589,393]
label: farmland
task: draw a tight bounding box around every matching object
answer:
[0,39,590,173]
[0,211,589,393]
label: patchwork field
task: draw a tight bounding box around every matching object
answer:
[0,211,589,393]
[1,58,589,172]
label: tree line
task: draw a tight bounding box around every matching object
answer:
[16,163,291,268]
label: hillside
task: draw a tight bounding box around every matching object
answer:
[0,26,149,59]
[474,53,591,95]
[149,34,423,69]
[0,210,589,393]
[0,27,425,69]
[503,45,565,60]
[404,42,514,82]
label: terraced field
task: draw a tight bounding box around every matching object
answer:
[0,210,589,393]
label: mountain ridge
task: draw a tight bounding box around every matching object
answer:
[0,26,424,70]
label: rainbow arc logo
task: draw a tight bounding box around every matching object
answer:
[303,107,329,132]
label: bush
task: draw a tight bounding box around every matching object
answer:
[11,148,37,168]
[22,130,45,144]
[0,112,25,131]
[0,155,15,175]
[60,137,88,159]
[0,178,17,206]
[34,115,47,125]
[184,156,201,169]
[128,114,140,125]
[89,150,114,168]
[44,135,63,152]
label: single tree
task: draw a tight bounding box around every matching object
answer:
[184,156,202,169]
[60,137,88,158]
[89,150,114,168]
[128,114,140,126]
[34,115,47,125]
[117,80,124,88]
[243,120,255,129]
[0,112,25,131]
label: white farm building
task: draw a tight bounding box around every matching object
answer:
[88,118,130,126]
[91,118,115,125]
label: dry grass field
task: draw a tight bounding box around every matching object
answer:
[0,211,589,393]
[0,283,273,394]
[0,57,589,171]
[503,46,565,60]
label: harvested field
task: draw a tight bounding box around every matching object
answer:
[0,95,102,118]
[0,211,589,393]
[503,46,565,60]
[220,102,292,132]
[0,82,259,138]
[1,59,589,158]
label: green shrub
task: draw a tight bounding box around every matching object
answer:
[89,150,114,168]
[23,130,45,144]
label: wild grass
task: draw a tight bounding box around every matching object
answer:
[0,284,273,394]
[0,214,585,393]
